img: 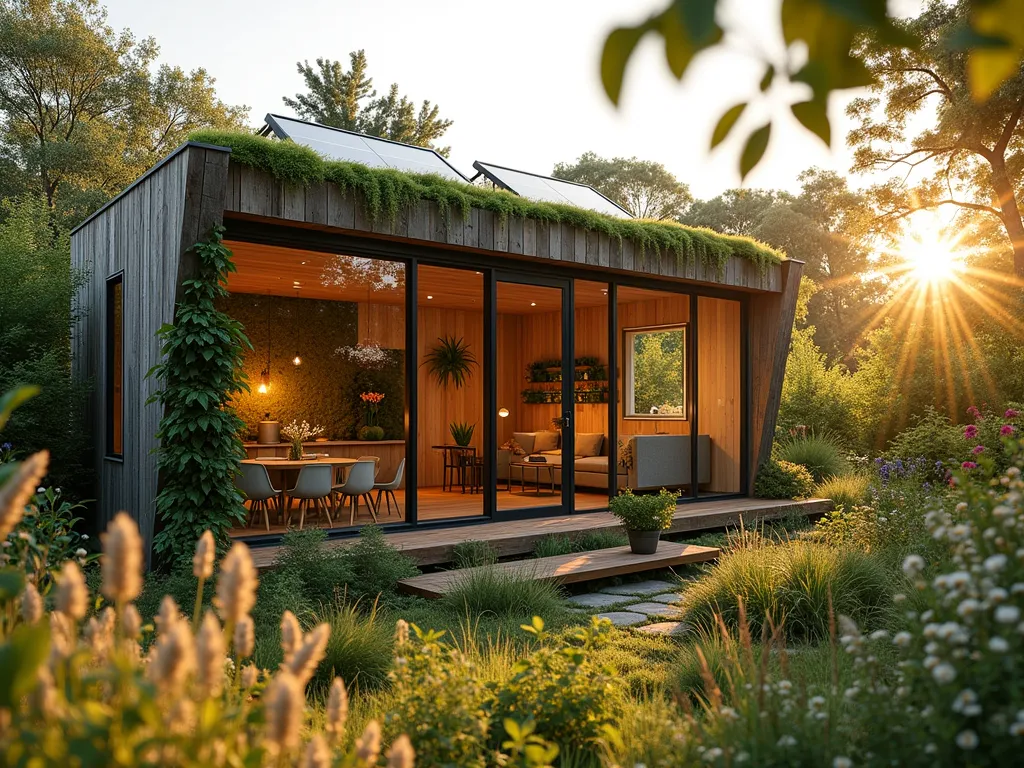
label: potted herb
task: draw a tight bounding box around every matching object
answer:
[608,488,678,554]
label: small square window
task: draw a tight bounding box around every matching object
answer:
[623,324,687,418]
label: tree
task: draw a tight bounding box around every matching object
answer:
[599,0,1024,185]
[682,171,886,360]
[0,0,248,219]
[283,50,454,155]
[848,1,1024,277]
[551,152,692,219]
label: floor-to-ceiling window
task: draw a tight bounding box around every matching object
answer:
[416,264,484,520]
[697,296,742,496]
[572,280,613,511]
[222,240,408,535]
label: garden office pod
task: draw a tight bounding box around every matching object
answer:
[70,116,804,564]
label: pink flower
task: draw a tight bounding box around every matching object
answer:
[961,461,978,470]
[1001,425,1016,436]
[972,444,985,455]
[967,405,981,419]
[1006,409,1019,419]
[964,424,979,439]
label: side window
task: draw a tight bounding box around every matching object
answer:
[623,325,687,418]
[106,274,123,457]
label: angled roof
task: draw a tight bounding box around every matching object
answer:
[472,161,633,219]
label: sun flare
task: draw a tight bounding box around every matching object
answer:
[892,214,966,286]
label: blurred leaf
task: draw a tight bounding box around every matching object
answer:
[711,102,747,149]
[965,0,1024,100]
[740,123,772,180]
[658,3,723,79]
[601,24,649,105]
[791,99,831,145]
[0,385,40,432]
[0,623,50,708]
[0,568,25,601]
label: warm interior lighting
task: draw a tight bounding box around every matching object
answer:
[292,355,302,366]
[498,407,510,418]
[427,295,433,300]
[530,302,536,307]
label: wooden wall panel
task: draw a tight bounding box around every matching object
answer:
[698,297,742,492]
[415,305,485,489]
[358,303,405,349]
[71,143,230,561]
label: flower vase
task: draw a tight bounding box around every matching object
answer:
[288,441,303,460]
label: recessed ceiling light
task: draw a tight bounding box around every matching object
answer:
[301,261,307,265]
[427,295,433,300]
[530,302,536,307]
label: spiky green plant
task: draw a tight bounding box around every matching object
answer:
[814,473,870,509]
[449,421,476,447]
[777,433,848,483]
[426,335,477,389]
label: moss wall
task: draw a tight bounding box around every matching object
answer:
[221,294,405,440]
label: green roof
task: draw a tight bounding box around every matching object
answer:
[189,129,784,274]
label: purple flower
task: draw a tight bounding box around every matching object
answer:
[964,424,979,439]
[0,442,10,451]
[1006,409,1019,419]
[961,461,978,470]
[1001,425,1016,436]
[972,444,985,455]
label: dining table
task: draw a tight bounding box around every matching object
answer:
[242,457,360,523]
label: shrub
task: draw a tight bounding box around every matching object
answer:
[452,539,498,568]
[442,565,564,618]
[608,488,677,531]
[341,524,420,603]
[274,527,354,605]
[681,540,892,643]
[814,473,870,509]
[753,458,814,499]
[312,601,394,693]
[777,433,848,482]
[886,405,966,464]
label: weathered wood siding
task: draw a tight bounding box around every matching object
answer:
[748,260,804,491]
[71,143,231,557]
[223,164,783,293]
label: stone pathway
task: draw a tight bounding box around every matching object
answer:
[568,578,692,635]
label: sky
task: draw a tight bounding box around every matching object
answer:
[101,0,917,200]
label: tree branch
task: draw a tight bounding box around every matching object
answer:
[994,97,1024,157]
[877,198,1003,222]
[898,67,954,99]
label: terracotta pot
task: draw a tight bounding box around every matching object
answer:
[627,529,661,555]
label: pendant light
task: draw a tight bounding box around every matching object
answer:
[292,287,302,366]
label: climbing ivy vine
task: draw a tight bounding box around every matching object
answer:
[149,226,251,562]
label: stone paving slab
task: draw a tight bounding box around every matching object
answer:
[648,592,686,605]
[595,611,648,627]
[599,579,678,597]
[623,601,681,618]
[567,592,629,609]
[634,621,689,636]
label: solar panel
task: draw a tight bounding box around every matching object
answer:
[472,161,632,218]
[264,114,469,182]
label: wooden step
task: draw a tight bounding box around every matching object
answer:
[397,541,721,599]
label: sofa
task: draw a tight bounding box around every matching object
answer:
[499,431,711,492]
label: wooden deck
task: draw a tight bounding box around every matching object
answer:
[248,496,830,570]
[398,542,721,598]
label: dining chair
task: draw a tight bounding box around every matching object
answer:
[356,455,381,478]
[333,460,378,526]
[236,463,283,531]
[286,464,333,530]
[372,458,405,518]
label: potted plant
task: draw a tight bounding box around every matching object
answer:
[281,419,325,460]
[358,391,385,440]
[425,335,476,389]
[608,488,678,554]
[449,421,475,447]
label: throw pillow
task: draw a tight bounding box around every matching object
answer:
[512,432,537,455]
[533,430,560,453]
[501,438,526,456]
[576,433,604,457]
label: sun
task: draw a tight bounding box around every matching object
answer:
[893,216,966,286]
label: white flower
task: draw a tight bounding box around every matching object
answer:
[932,662,957,684]
[958,599,981,617]
[989,636,1010,653]
[777,679,792,693]
[902,555,925,577]
[36,486,45,493]
[75,548,87,558]
[893,631,912,647]
[955,730,979,750]
[1009,722,1024,737]
[951,689,977,713]
[995,605,1021,624]
[808,695,827,711]
[81,534,88,540]
[718,706,738,722]
[869,629,889,641]
[833,757,853,768]
[702,748,723,762]
[987,587,1008,603]
[776,735,797,748]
